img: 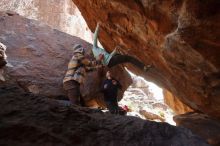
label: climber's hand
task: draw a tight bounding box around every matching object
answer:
[97,64,103,69]
[112,80,117,85]
[97,21,101,26]
[115,45,122,53]
[104,84,108,89]
[98,54,104,61]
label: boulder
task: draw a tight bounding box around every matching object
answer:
[174,112,220,146]
[139,109,165,122]
[0,11,131,105]
[72,0,220,118]
[0,84,209,146]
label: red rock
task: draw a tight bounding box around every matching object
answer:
[163,89,193,114]
[72,0,220,118]
[174,112,220,146]
[0,11,131,106]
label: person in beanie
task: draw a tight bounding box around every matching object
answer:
[63,44,102,105]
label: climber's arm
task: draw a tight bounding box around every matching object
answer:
[110,45,121,56]
[93,23,100,48]
[85,64,102,72]
[110,48,117,56]
[81,58,102,72]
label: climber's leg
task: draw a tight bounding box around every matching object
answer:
[63,80,80,105]
[66,89,80,105]
[108,54,152,71]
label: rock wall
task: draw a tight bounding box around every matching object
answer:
[72,0,220,118]
[163,89,193,115]
[0,0,92,42]
[174,113,220,146]
[0,11,131,105]
[0,84,209,146]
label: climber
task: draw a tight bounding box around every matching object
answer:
[92,22,153,71]
[63,44,103,106]
[101,71,122,114]
[0,42,7,68]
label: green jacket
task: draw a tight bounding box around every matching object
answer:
[92,24,116,66]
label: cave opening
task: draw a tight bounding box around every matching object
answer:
[119,69,176,125]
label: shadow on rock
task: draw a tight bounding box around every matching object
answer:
[0,84,210,146]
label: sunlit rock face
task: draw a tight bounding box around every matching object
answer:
[0,0,92,42]
[72,0,220,118]
[0,12,131,105]
[163,89,193,115]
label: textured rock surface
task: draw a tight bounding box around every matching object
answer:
[0,0,92,42]
[0,84,209,146]
[72,0,220,118]
[131,76,155,99]
[174,113,220,146]
[120,86,175,124]
[0,11,131,105]
[163,89,193,114]
[139,110,165,122]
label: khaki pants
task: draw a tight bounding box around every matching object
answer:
[63,80,80,105]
